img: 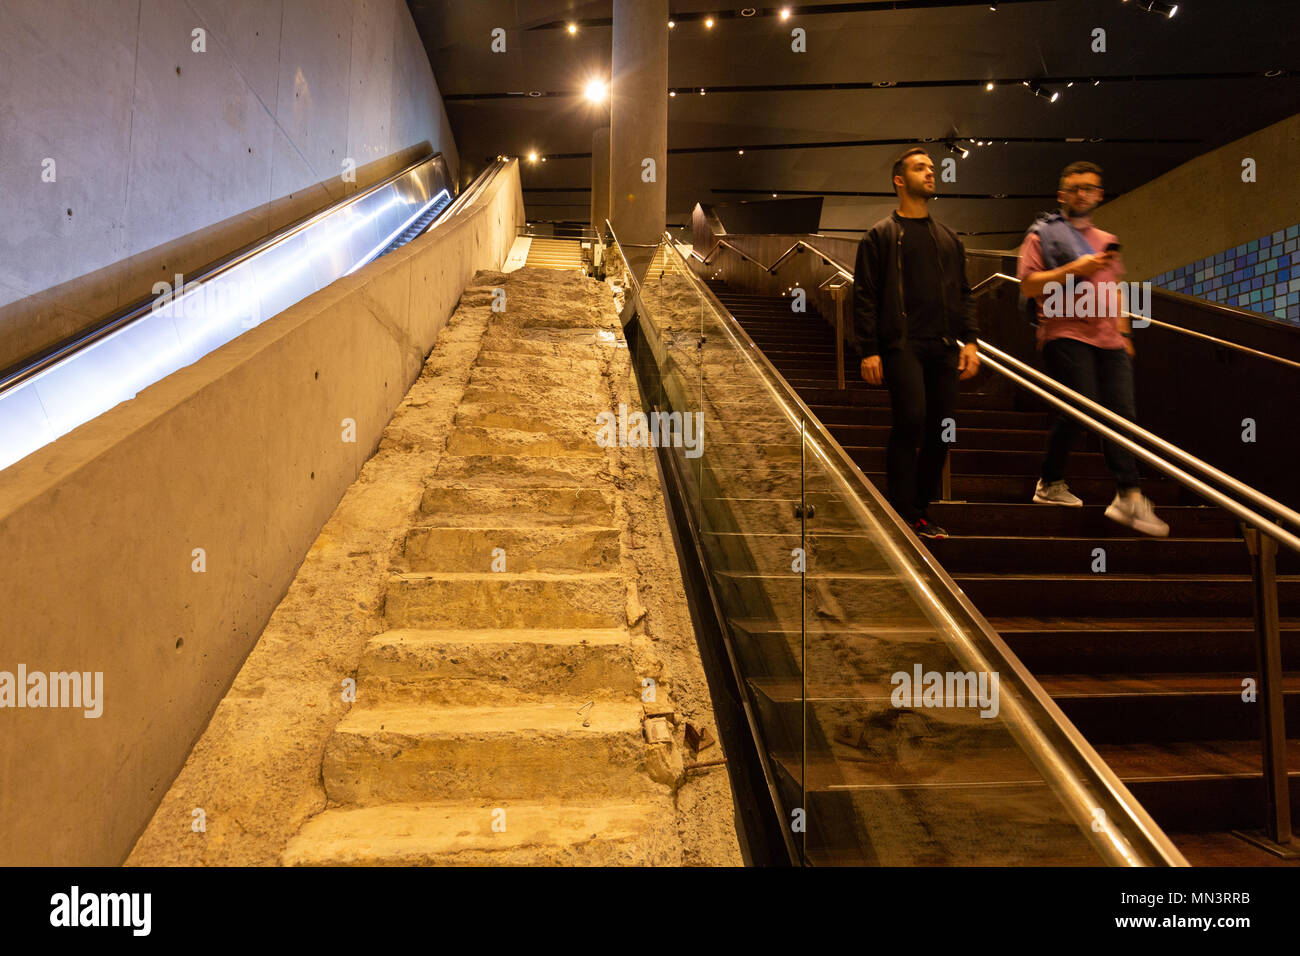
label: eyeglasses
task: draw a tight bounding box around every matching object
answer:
[1064,184,1103,195]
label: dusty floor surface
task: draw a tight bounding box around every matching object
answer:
[126,266,743,866]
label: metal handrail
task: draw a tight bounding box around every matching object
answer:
[970,340,1300,554]
[615,222,1188,866]
[977,338,1300,549]
[0,151,458,396]
[690,236,855,281]
[973,271,1300,372]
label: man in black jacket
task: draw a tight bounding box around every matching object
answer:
[853,148,980,539]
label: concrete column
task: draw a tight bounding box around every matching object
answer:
[609,0,668,248]
[591,126,611,235]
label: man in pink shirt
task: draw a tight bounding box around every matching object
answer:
[1017,161,1168,536]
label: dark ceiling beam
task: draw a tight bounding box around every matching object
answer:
[512,134,1199,161]
[527,0,1052,30]
[444,71,1297,101]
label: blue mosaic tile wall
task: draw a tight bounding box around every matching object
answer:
[1150,225,1300,325]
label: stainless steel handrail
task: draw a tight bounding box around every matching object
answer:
[969,340,1300,553]
[973,271,1300,372]
[0,151,455,396]
[690,236,855,281]
[441,159,507,221]
[615,221,1188,866]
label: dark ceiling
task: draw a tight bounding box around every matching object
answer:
[406,0,1299,246]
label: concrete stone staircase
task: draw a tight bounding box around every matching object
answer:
[283,273,683,865]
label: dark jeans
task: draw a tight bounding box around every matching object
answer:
[881,338,959,522]
[1040,337,1141,491]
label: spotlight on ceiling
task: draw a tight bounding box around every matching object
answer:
[668,20,675,28]
[699,88,706,95]
[705,17,714,28]
[780,7,792,19]
[985,81,995,91]
[738,149,744,155]
[527,151,538,163]
[1024,81,1059,103]
[945,139,970,159]
[567,22,577,34]
[669,90,677,97]
[584,78,607,103]
[1130,0,1178,17]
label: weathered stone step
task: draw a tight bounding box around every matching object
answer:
[445,424,604,459]
[404,525,620,573]
[282,800,678,866]
[701,530,891,574]
[323,700,655,803]
[385,572,629,629]
[459,384,611,409]
[478,331,615,356]
[419,486,615,524]
[433,454,613,488]
[452,404,582,435]
[713,570,929,628]
[475,350,604,373]
[356,628,636,705]
[467,365,604,392]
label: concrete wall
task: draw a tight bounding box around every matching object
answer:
[0,0,459,374]
[0,159,524,866]
[1096,113,1300,281]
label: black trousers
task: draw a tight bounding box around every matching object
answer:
[1040,337,1141,491]
[880,338,960,522]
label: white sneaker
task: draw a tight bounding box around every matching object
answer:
[1034,479,1083,507]
[1104,490,1170,537]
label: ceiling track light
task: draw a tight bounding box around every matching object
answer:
[944,139,970,159]
[1131,0,1178,17]
[1024,81,1059,103]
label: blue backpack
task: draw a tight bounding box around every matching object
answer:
[1020,211,1097,325]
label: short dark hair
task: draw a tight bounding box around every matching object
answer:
[1059,160,1103,189]
[892,148,930,190]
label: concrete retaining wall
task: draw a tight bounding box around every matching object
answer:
[0,0,459,374]
[0,160,525,865]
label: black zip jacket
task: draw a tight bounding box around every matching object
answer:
[851,210,979,358]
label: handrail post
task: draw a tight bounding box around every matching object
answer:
[1238,524,1295,855]
[831,285,847,390]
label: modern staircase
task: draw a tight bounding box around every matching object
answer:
[704,277,1300,866]
[524,237,584,271]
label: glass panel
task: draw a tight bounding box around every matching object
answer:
[615,229,1184,867]
[634,239,809,861]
